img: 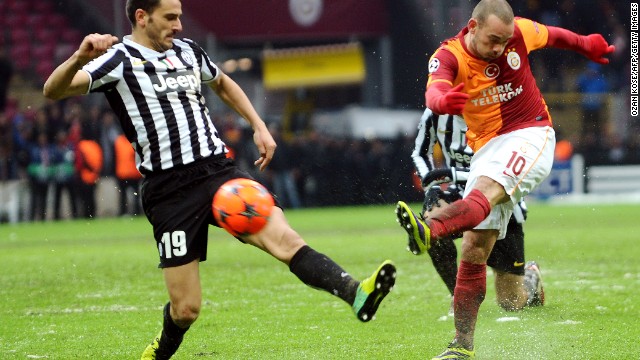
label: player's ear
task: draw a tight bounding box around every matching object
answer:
[134,8,147,28]
[468,18,478,34]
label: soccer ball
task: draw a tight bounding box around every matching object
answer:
[212,178,274,237]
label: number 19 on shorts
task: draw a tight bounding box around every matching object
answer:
[159,231,187,258]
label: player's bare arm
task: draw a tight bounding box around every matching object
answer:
[209,73,277,171]
[43,33,119,100]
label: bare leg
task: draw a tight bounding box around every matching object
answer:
[493,270,527,311]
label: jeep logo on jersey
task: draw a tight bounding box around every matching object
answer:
[447,148,472,165]
[152,71,199,94]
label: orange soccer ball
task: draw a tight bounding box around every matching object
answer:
[212,178,274,237]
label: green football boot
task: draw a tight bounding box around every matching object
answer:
[141,331,161,360]
[352,260,396,322]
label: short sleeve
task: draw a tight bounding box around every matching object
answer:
[82,49,124,93]
[515,17,549,53]
[427,47,458,88]
[183,39,220,83]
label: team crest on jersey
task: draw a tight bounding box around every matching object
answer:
[505,49,521,70]
[484,63,500,79]
[428,58,440,73]
[181,52,194,66]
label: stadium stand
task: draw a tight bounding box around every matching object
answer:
[1,0,83,84]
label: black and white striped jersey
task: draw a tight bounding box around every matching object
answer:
[82,36,227,174]
[412,108,527,222]
[411,108,473,180]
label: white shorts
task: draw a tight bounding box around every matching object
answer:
[464,126,556,239]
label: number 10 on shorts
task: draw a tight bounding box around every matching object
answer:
[503,151,526,178]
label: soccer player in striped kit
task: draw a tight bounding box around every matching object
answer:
[399,108,543,316]
[43,0,396,358]
[394,0,614,358]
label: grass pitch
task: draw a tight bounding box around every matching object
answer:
[1,203,639,359]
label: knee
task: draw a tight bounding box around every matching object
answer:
[272,228,306,263]
[172,301,201,327]
[250,209,307,263]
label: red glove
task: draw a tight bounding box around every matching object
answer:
[580,34,615,64]
[427,83,470,115]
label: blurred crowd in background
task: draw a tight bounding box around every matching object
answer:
[0,95,423,222]
[0,0,636,223]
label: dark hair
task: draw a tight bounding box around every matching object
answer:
[126,0,162,26]
[472,0,514,27]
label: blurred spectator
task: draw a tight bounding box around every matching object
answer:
[75,126,103,219]
[576,63,609,146]
[52,129,78,220]
[607,20,628,89]
[44,100,65,135]
[554,139,574,163]
[26,132,54,221]
[0,111,20,223]
[114,133,142,216]
[606,137,625,164]
[99,108,119,177]
[84,105,103,140]
[62,100,84,146]
[32,108,54,142]
[366,138,392,204]
[579,132,606,166]
[0,45,13,113]
[297,130,326,207]
[9,105,31,181]
[626,130,640,164]
[0,112,17,180]
[266,123,302,208]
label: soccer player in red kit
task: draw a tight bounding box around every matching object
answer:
[394,0,614,358]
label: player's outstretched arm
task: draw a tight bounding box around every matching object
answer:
[546,26,615,64]
[43,33,119,100]
[209,73,276,171]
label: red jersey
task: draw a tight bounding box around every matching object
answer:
[427,17,553,151]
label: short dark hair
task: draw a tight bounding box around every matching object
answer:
[126,0,162,26]
[472,0,514,27]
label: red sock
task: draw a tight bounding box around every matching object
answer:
[427,189,490,240]
[453,261,486,339]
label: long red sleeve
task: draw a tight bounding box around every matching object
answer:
[425,82,451,115]
[426,82,469,115]
[546,26,588,54]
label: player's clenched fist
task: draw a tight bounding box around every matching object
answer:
[77,33,119,63]
[431,83,470,115]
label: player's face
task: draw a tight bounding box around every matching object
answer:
[144,0,183,52]
[468,14,513,61]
